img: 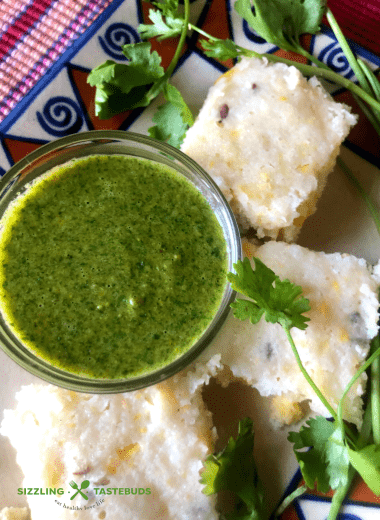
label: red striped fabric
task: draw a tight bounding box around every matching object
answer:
[0,0,112,122]
[0,0,55,59]
[328,0,380,56]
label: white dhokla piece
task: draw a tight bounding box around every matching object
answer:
[0,508,30,520]
[0,356,223,520]
[181,57,357,241]
[203,242,380,427]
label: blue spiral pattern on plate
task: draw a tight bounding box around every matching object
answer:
[318,41,355,79]
[36,97,83,137]
[99,23,140,60]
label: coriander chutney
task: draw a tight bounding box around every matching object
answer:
[0,155,227,379]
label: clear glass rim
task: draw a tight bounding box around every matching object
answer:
[0,130,242,393]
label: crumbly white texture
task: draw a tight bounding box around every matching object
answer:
[181,57,357,241]
[0,508,30,520]
[201,242,380,427]
[0,356,222,520]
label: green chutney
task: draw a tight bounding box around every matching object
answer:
[0,155,227,379]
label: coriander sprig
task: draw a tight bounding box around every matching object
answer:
[228,256,380,519]
[229,257,349,432]
[87,0,193,147]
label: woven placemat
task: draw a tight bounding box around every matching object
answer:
[0,0,112,122]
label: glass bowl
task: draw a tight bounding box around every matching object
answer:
[0,130,241,393]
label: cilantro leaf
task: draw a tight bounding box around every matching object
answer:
[288,417,339,493]
[151,0,179,17]
[269,278,311,330]
[148,100,188,148]
[325,426,350,490]
[200,38,251,61]
[138,9,184,41]
[163,82,193,126]
[87,42,165,118]
[289,418,350,493]
[121,42,165,83]
[200,418,266,519]
[148,83,193,148]
[234,0,326,51]
[88,43,164,92]
[230,299,265,325]
[348,444,380,495]
[228,257,310,331]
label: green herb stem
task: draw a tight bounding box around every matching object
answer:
[188,23,216,40]
[326,8,372,97]
[357,60,380,102]
[254,52,380,113]
[284,327,337,420]
[274,484,307,518]
[336,157,380,236]
[337,347,380,430]
[290,42,332,71]
[371,359,380,445]
[354,61,380,130]
[370,335,380,445]
[327,466,357,520]
[164,0,190,80]
[334,400,375,520]
[359,399,373,448]
[285,326,361,448]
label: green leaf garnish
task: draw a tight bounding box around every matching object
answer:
[138,8,184,41]
[87,42,166,118]
[288,417,336,493]
[325,426,350,490]
[288,418,350,493]
[87,0,191,126]
[200,38,250,61]
[151,0,180,18]
[228,257,310,331]
[347,444,380,495]
[200,418,266,520]
[148,83,194,148]
[234,0,326,51]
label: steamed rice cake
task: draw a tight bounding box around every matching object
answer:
[0,355,223,520]
[203,241,380,427]
[181,57,357,241]
[0,508,29,520]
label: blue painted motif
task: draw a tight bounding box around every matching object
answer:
[36,97,83,137]
[99,22,140,60]
[318,41,355,79]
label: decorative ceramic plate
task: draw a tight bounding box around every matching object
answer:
[1,0,380,518]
